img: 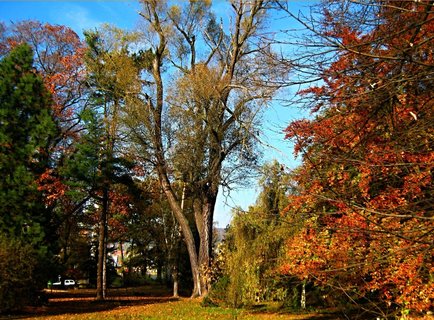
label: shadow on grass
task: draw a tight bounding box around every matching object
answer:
[1,285,177,319]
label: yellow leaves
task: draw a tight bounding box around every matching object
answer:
[169,5,181,22]
[85,27,141,97]
[177,64,228,105]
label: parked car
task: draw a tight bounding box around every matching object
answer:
[64,279,75,288]
[52,279,75,289]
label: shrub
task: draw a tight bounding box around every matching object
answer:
[203,275,231,307]
[0,236,38,313]
[123,272,150,287]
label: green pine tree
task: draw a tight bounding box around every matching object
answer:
[0,44,57,245]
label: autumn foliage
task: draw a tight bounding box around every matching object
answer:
[2,1,434,317]
[281,0,434,316]
[1,21,87,208]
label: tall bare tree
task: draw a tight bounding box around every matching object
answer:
[124,0,286,296]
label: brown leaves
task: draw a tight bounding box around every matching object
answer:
[37,169,67,206]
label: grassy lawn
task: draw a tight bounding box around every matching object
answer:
[12,286,330,320]
[22,299,323,320]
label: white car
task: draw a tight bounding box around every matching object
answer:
[53,279,75,288]
[64,279,75,287]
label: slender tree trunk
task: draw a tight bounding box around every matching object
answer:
[103,243,107,298]
[96,221,105,300]
[301,281,306,310]
[96,187,108,300]
[172,263,179,297]
[172,185,185,297]
[120,241,124,267]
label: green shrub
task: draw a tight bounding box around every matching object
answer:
[0,236,38,313]
[123,272,150,287]
[203,275,230,307]
[110,275,124,288]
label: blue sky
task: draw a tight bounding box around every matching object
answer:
[0,1,140,32]
[0,0,312,227]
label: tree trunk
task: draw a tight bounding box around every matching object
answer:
[301,281,306,310]
[103,244,107,299]
[159,174,202,297]
[172,186,185,298]
[194,193,217,295]
[96,187,108,300]
[172,264,179,298]
[159,173,219,297]
[120,241,124,267]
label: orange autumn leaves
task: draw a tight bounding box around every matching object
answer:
[280,0,433,313]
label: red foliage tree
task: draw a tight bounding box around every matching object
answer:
[1,21,87,206]
[280,1,434,316]
[2,21,86,137]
